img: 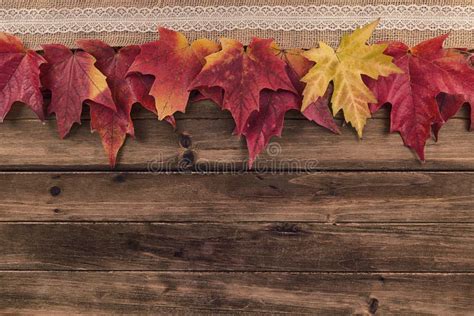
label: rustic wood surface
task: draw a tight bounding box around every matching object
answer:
[2,272,473,315]
[0,101,473,314]
[0,102,473,170]
[1,223,473,271]
[0,172,472,222]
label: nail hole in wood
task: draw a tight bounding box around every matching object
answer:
[127,239,140,251]
[174,248,184,257]
[50,186,61,197]
[368,298,379,314]
[179,134,192,148]
[113,174,126,183]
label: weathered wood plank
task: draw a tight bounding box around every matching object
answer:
[1,223,472,271]
[0,114,473,170]
[0,172,472,222]
[4,99,471,120]
[1,272,472,314]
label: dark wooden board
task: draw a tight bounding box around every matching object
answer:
[0,116,473,171]
[1,223,472,271]
[2,101,473,313]
[1,272,472,314]
[0,172,473,223]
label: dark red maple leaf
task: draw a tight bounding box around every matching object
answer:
[41,44,116,138]
[243,90,299,167]
[77,40,175,166]
[432,49,474,139]
[191,46,338,166]
[241,47,341,167]
[432,93,468,140]
[367,35,474,160]
[190,37,297,134]
[0,33,45,121]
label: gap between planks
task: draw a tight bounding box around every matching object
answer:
[1,271,473,275]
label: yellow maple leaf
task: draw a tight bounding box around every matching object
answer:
[301,20,402,137]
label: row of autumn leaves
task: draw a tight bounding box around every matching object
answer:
[0,20,473,167]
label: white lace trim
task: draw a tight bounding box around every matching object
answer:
[0,5,472,34]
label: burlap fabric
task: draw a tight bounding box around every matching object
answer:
[1,0,473,50]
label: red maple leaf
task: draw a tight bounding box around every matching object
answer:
[191,46,339,166]
[243,90,298,167]
[0,33,45,121]
[128,27,219,120]
[190,37,296,134]
[78,40,176,167]
[432,93,469,140]
[241,47,341,167]
[367,35,474,160]
[432,49,474,139]
[41,44,116,138]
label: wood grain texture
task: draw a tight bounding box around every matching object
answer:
[1,272,473,315]
[0,172,472,223]
[0,116,473,171]
[1,100,473,313]
[4,100,471,120]
[1,223,472,271]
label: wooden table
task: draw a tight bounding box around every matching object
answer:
[1,100,473,314]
